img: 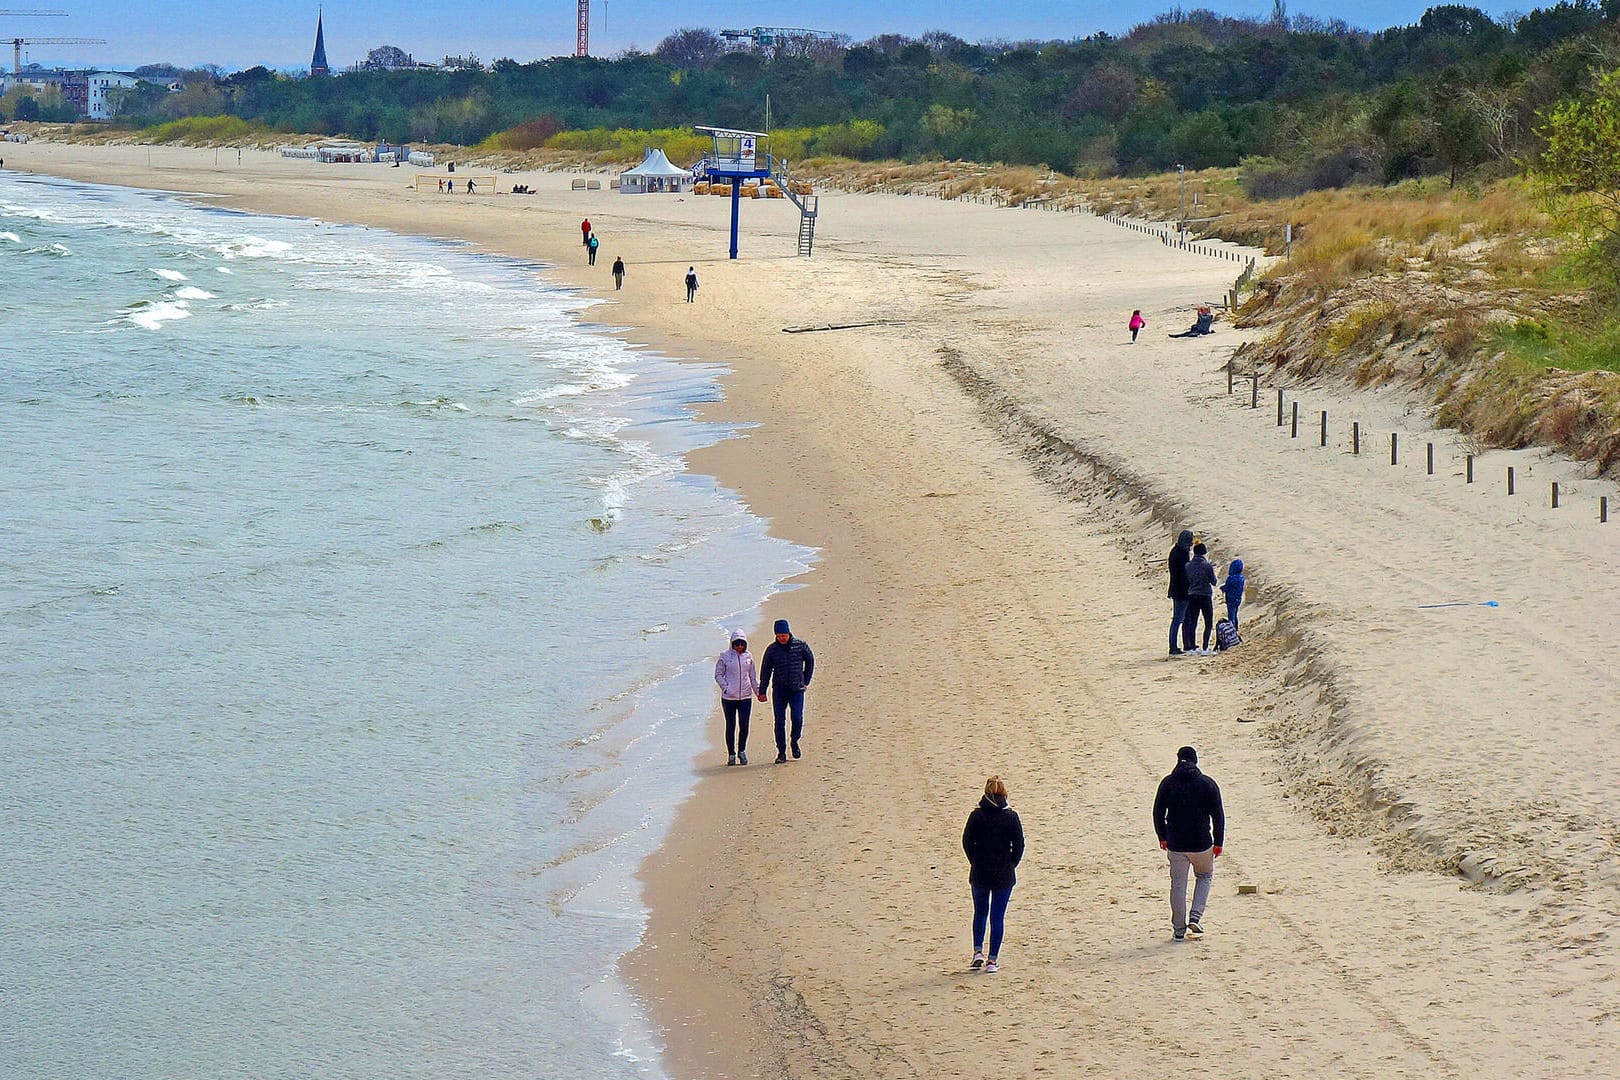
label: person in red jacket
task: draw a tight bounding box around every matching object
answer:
[580,218,592,247]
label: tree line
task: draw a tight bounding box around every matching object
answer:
[10,3,1620,196]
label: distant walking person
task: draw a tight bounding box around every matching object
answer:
[1185,542,1218,654]
[714,629,759,766]
[580,218,592,247]
[684,266,699,303]
[962,775,1024,974]
[1129,309,1145,342]
[1167,529,1194,656]
[1221,558,1246,632]
[587,232,599,265]
[467,178,476,194]
[757,619,812,763]
[1152,746,1225,941]
[611,256,625,290]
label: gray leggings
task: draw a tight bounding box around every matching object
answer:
[1168,848,1215,931]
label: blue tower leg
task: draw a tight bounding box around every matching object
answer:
[729,182,741,260]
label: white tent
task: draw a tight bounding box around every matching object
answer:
[618,148,693,194]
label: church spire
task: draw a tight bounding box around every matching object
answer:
[310,8,330,77]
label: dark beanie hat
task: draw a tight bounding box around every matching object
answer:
[1177,745,1197,763]
[1177,529,1194,546]
[773,619,790,635]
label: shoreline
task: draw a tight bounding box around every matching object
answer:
[8,144,1618,1078]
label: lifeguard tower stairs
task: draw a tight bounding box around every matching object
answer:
[694,126,819,258]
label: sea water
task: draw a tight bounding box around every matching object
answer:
[0,174,810,1078]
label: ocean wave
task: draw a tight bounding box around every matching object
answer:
[116,299,192,330]
[0,231,19,243]
[172,286,217,301]
[220,298,287,312]
[150,268,188,282]
[21,243,71,257]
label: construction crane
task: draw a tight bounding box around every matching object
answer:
[575,0,588,57]
[8,37,105,74]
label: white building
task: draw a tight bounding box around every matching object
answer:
[62,72,140,120]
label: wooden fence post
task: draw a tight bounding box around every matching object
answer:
[1426,442,1434,475]
[1603,496,1610,523]
[1251,372,1259,409]
[1507,466,1515,495]
[1276,388,1284,426]
[1552,482,1560,508]
[1291,402,1299,438]
[1320,410,1328,447]
[1467,455,1474,483]
[1353,422,1360,455]
[1391,432,1399,465]
[1227,357,1234,395]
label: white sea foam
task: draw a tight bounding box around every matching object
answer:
[172,286,217,301]
[150,268,188,282]
[0,231,19,243]
[118,299,192,330]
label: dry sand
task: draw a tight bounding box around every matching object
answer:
[8,143,1619,1077]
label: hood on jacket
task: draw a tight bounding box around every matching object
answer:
[1176,529,1194,548]
[979,793,1009,811]
[1228,559,1244,575]
[729,628,747,646]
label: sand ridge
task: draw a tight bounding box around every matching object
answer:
[9,143,1617,1077]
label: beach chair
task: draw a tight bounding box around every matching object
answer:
[571,178,587,190]
[586,180,601,190]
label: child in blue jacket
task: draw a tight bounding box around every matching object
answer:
[1221,559,1246,631]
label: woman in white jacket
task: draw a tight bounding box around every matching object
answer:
[714,629,760,765]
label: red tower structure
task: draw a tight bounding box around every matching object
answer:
[575,0,588,57]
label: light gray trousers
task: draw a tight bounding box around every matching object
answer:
[1168,847,1215,931]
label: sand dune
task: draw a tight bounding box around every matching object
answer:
[9,143,1617,1076]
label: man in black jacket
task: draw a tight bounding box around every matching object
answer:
[1152,745,1226,941]
[1167,529,1194,656]
[757,618,814,763]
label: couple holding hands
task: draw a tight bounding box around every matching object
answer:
[713,619,814,765]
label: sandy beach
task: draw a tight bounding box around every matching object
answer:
[8,143,1619,1077]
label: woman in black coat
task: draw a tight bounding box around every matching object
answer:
[962,775,1025,973]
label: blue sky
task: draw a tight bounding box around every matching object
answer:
[14,1,1523,71]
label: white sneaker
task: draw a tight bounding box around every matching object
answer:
[970,951,984,970]
[984,958,999,974]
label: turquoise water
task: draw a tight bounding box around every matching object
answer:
[0,174,809,1078]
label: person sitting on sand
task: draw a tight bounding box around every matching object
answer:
[1185,542,1218,655]
[714,629,759,766]
[1168,306,1215,338]
[1221,558,1246,632]
[963,775,1024,975]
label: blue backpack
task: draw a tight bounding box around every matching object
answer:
[1215,619,1241,651]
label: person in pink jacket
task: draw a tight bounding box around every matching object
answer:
[714,629,759,766]
[1129,309,1146,343]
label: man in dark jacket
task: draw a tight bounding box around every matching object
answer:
[758,618,814,763]
[1167,529,1194,656]
[1152,745,1225,941]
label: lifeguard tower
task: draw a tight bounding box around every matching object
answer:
[694,125,819,259]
